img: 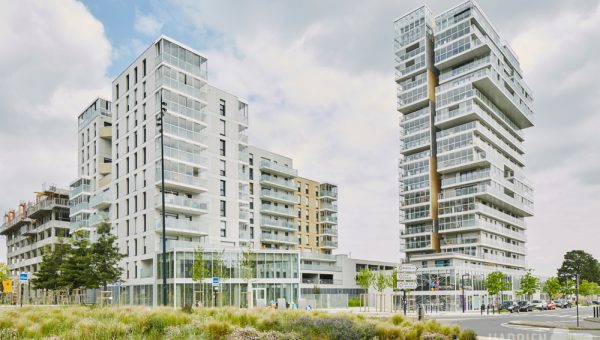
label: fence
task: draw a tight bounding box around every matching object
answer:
[301,294,348,309]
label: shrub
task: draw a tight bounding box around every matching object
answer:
[348,297,361,307]
[206,320,232,339]
[390,314,404,325]
[181,304,193,314]
[459,329,478,340]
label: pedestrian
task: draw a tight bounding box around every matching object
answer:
[480,303,485,315]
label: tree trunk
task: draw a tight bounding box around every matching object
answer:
[247,280,253,308]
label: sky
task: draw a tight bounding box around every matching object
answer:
[1,0,599,276]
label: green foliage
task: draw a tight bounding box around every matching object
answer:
[0,262,9,282]
[557,250,600,284]
[191,247,209,283]
[542,277,561,300]
[240,246,256,282]
[59,231,95,290]
[91,222,125,290]
[459,329,478,340]
[355,268,374,290]
[391,268,398,291]
[579,279,597,297]
[483,271,511,296]
[211,250,229,280]
[559,279,575,297]
[348,297,361,307]
[374,271,391,293]
[519,271,540,300]
[31,239,71,291]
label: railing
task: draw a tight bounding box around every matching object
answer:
[154,193,207,212]
[156,70,206,100]
[260,233,297,244]
[260,175,296,190]
[261,204,296,217]
[439,218,526,241]
[475,203,525,228]
[401,226,433,235]
[301,263,342,272]
[238,150,249,163]
[260,218,296,231]
[156,171,207,189]
[70,202,90,214]
[321,240,338,248]
[29,197,70,215]
[163,121,207,145]
[259,160,298,177]
[165,239,204,251]
[160,144,208,167]
[260,189,297,203]
[320,203,338,211]
[89,212,110,226]
[321,226,338,235]
[319,216,338,224]
[319,190,338,198]
[300,253,337,261]
[70,184,92,197]
[140,267,153,278]
[155,218,208,234]
[155,50,208,80]
[89,191,111,208]
[161,95,207,123]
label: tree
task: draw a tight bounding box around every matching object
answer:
[59,230,95,290]
[557,250,600,284]
[191,247,209,283]
[239,246,256,307]
[542,277,561,300]
[579,280,595,298]
[483,271,510,307]
[391,268,399,291]
[519,271,540,300]
[211,250,229,280]
[91,222,124,291]
[0,263,8,282]
[559,279,575,297]
[374,271,391,293]
[356,268,374,291]
[32,239,71,291]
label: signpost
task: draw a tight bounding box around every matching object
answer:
[397,265,418,315]
[19,273,28,307]
[212,277,220,307]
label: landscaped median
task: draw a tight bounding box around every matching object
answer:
[508,320,600,331]
[0,305,478,339]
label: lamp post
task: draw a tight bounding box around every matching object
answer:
[575,273,580,327]
[462,273,470,313]
[157,95,167,306]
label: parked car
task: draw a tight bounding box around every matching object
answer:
[532,299,548,310]
[546,301,556,310]
[501,300,519,312]
[592,300,600,305]
[555,299,572,308]
[518,301,534,312]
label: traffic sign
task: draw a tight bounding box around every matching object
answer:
[19,273,28,284]
[398,281,418,289]
[399,264,417,272]
[397,273,417,281]
[212,277,220,286]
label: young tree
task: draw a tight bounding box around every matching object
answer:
[374,271,391,293]
[191,247,209,283]
[519,271,540,300]
[557,250,600,284]
[91,222,125,291]
[240,246,256,307]
[559,279,575,297]
[356,268,374,291]
[59,230,95,290]
[579,280,595,298]
[211,250,229,280]
[483,271,510,308]
[542,277,561,300]
[32,240,71,291]
[0,263,8,282]
[391,268,399,291]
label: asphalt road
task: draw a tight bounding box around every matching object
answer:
[436,306,600,339]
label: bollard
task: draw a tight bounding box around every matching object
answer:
[418,304,424,321]
[487,304,490,315]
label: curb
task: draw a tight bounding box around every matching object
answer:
[584,318,600,324]
[508,320,600,331]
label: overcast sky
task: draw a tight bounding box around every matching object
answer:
[1,0,599,276]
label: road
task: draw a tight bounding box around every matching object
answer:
[435,306,600,339]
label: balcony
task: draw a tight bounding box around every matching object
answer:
[163,121,207,146]
[259,175,296,191]
[439,218,526,242]
[261,204,296,218]
[161,95,208,124]
[320,240,338,249]
[164,239,204,251]
[89,191,111,210]
[70,202,91,217]
[154,193,207,215]
[480,253,526,268]
[319,190,337,199]
[321,226,338,236]
[155,218,208,237]
[160,144,208,168]
[320,202,337,212]
[260,218,297,232]
[155,170,208,193]
[302,278,343,285]
[89,211,110,228]
[301,263,342,272]
[99,127,112,140]
[439,183,533,217]
[28,198,70,218]
[434,23,489,70]
[260,189,297,205]
[140,267,153,279]
[259,160,297,177]
[260,233,297,245]
[70,183,92,198]
[318,216,338,224]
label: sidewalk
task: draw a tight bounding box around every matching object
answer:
[323,307,506,318]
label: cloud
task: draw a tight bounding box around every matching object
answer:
[0,0,112,261]
[134,10,163,37]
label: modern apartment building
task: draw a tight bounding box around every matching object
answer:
[0,185,70,278]
[70,98,113,236]
[396,0,534,310]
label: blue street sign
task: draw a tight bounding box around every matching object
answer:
[212,277,219,285]
[19,273,28,281]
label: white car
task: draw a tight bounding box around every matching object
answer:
[531,299,548,310]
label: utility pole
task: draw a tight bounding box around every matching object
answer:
[575,273,580,327]
[157,94,167,306]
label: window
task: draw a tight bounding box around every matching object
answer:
[219,99,226,116]
[143,192,147,209]
[126,95,129,111]
[134,88,138,105]
[220,221,227,237]
[220,180,226,196]
[219,139,226,156]
[143,236,147,254]
[143,81,146,98]
[126,241,129,256]
[143,214,147,232]
[219,160,226,176]
[134,238,138,256]
[249,168,253,180]
[134,67,138,83]
[126,220,130,236]
[115,84,120,99]
[220,119,226,136]
[126,74,130,91]
[143,59,147,76]
[220,200,226,217]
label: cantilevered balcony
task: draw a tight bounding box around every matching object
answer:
[438,183,533,217]
[318,215,338,224]
[89,191,111,210]
[99,127,112,140]
[301,263,342,272]
[300,252,337,262]
[154,193,207,215]
[89,211,110,228]
[260,217,297,232]
[260,189,297,205]
[261,204,296,218]
[155,171,207,193]
[260,233,297,246]
[319,190,338,199]
[28,198,70,218]
[259,160,297,177]
[259,175,296,191]
[155,218,208,237]
[321,226,338,236]
[320,202,338,212]
[320,240,338,249]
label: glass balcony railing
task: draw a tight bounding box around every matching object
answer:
[261,204,296,217]
[155,170,207,190]
[89,211,110,227]
[165,239,204,251]
[28,198,70,216]
[161,95,207,124]
[319,216,338,224]
[155,193,207,212]
[70,202,90,215]
[260,233,297,244]
[319,190,338,199]
[321,226,338,235]
[160,144,208,167]
[155,218,208,234]
[70,184,92,197]
[259,160,298,177]
[163,122,207,145]
[300,252,337,261]
[89,191,111,209]
[321,240,338,248]
[260,189,297,203]
[260,175,296,191]
[301,263,342,272]
[260,218,296,231]
[320,203,338,212]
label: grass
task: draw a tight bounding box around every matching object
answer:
[0,305,474,339]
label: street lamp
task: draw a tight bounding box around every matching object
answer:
[461,273,470,313]
[156,95,167,306]
[574,274,580,327]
